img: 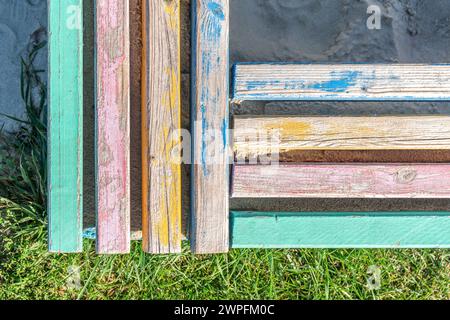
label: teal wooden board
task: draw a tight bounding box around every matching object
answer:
[48,0,83,252]
[231,212,450,248]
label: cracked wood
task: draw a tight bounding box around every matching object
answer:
[233,116,450,161]
[95,0,130,254]
[142,0,181,254]
[232,164,450,198]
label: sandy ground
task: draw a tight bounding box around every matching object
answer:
[1,0,450,233]
[0,0,47,130]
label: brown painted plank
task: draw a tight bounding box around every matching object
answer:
[95,0,130,254]
[191,0,230,253]
[262,150,450,163]
[232,164,450,198]
[142,0,182,254]
[233,116,450,161]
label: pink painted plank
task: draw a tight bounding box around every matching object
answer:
[95,0,130,254]
[232,164,450,199]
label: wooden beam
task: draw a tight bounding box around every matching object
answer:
[233,116,450,160]
[231,211,450,248]
[247,150,450,163]
[232,164,450,198]
[142,0,181,254]
[48,0,83,253]
[232,64,450,101]
[191,0,230,254]
[95,0,130,254]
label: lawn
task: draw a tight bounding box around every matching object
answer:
[0,40,449,301]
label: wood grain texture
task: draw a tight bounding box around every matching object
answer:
[142,0,181,254]
[261,150,450,163]
[191,0,230,253]
[232,164,450,198]
[231,211,450,248]
[232,64,450,101]
[48,0,83,253]
[95,0,130,254]
[233,116,450,160]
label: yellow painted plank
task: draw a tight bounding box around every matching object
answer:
[142,0,181,254]
[233,116,450,160]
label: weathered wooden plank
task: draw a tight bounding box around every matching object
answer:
[232,164,450,198]
[48,0,83,253]
[233,116,450,160]
[191,0,230,253]
[232,64,450,101]
[231,211,450,248]
[142,0,181,254]
[255,150,450,163]
[95,0,130,254]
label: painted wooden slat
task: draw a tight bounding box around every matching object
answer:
[191,0,230,253]
[142,0,181,254]
[48,0,83,253]
[95,0,130,254]
[231,211,450,248]
[232,64,450,101]
[232,164,450,198]
[233,116,450,160]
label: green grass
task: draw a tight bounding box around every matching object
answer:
[1,239,449,300]
[0,39,449,301]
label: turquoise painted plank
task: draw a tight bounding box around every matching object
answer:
[232,63,450,101]
[48,0,83,252]
[231,212,450,248]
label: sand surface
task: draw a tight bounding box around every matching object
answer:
[229,0,450,222]
[1,0,450,233]
[0,0,47,130]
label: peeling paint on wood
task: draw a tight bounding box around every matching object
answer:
[95,0,130,254]
[142,0,181,254]
[191,0,230,254]
[233,116,450,160]
[232,64,450,101]
[48,0,83,253]
[232,164,450,198]
[231,211,450,248]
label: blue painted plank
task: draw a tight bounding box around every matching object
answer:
[191,0,230,253]
[232,63,450,101]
